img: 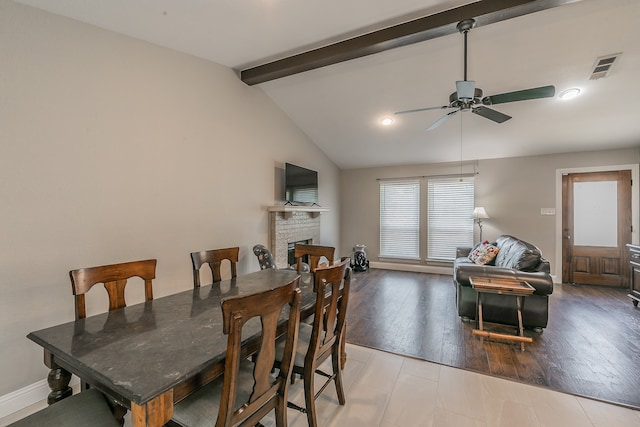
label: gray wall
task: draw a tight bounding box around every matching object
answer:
[0,2,340,397]
[340,148,640,274]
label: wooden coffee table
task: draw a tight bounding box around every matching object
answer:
[469,277,535,351]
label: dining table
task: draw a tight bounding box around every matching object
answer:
[26,268,324,427]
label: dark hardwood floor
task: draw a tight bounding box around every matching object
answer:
[345,268,640,409]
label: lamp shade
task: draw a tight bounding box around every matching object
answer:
[472,207,490,219]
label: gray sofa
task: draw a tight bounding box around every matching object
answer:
[453,235,553,329]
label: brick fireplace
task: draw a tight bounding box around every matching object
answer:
[268,206,327,268]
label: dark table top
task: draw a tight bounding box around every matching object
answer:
[27,268,313,405]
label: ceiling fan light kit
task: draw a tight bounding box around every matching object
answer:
[455,80,476,103]
[395,18,556,131]
[558,88,581,100]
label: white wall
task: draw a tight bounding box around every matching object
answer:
[478,150,640,270]
[0,1,340,398]
[340,148,640,274]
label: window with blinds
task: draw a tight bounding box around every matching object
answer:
[286,187,318,204]
[427,177,474,260]
[379,179,420,259]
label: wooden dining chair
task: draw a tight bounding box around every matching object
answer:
[294,243,335,273]
[8,388,120,427]
[191,247,239,288]
[69,258,157,421]
[69,259,157,320]
[275,258,351,427]
[168,276,301,427]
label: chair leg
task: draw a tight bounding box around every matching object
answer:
[332,350,346,405]
[340,325,347,370]
[106,396,127,426]
[83,381,126,426]
[274,401,286,427]
[304,366,318,427]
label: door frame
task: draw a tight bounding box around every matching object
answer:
[555,164,639,284]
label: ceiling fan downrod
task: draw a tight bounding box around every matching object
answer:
[457,19,475,82]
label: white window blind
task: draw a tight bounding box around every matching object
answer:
[427,177,474,260]
[379,179,420,259]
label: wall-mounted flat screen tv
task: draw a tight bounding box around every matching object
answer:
[285,163,318,205]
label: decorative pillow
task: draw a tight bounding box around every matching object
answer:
[469,241,500,265]
[467,241,485,262]
[474,244,500,265]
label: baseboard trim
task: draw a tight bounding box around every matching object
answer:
[0,379,49,419]
[370,261,453,275]
[370,262,560,285]
[0,377,79,419]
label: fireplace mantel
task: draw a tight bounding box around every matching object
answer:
[267,205,329,219]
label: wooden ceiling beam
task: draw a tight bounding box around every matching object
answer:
[240,0,581,85]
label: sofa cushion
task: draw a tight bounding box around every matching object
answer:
[469,242,500,265]
[494,235,542,271]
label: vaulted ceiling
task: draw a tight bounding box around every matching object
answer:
[13,0,640,169]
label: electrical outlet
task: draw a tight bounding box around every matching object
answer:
[540,208,556,216]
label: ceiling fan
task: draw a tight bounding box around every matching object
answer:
[395,18,555,131]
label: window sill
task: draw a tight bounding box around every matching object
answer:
[378,256,421,262]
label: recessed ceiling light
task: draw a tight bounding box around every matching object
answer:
[380,117,394,126]
[558,88,581,100]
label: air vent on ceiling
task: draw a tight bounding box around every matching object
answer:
[589,53,621,80]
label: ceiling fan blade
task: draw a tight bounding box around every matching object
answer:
[395,105,450,115]
[472,106,511,123]
[426,110,458,131]
[482,85,555,105]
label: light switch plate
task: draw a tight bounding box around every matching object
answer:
[541,208,556,215]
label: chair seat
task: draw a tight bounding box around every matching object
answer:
[9,389,119,427]
[170,359,256,427]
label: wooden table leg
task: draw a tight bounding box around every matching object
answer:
[43,351,72,404]
[516,296,525,352]
[470,281,533,349]
[131,389,173,427]
[478,293,484,332]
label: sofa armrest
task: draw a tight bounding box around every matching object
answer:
[456,246,473,258]
[454,262,553,296]
[537,257,551,274]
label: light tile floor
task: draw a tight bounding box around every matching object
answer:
[2,344,639,427]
